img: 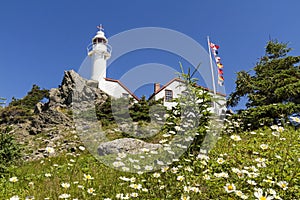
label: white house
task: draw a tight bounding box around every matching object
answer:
[149,78,227,115]
[87,25,139,101]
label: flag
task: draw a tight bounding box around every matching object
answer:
[209,40,225,86]
[218,80,224,86]
[209,42,219,50]
[215,56,221,63]
[213,50,218,56]
[217,63,223,69]
[218,68,224,75]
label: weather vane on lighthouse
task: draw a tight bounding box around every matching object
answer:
[97,24,104,31]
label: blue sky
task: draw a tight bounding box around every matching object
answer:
[1,0,300,110]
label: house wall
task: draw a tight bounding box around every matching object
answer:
[153,80,226,115]
[154,80,186,108]
[99,80,134,100]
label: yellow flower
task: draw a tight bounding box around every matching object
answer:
[230,134,241,141]
[277,181,288,190]
[171,167,179,174]
[180,195,190,200]
[291,116,300,123]
[260,144,269,150]
[87,188,95,194]
[217,157,225,164]
[83,174,94,181]
[224,183,236,193]
[129,183,142,190]
[153,172,161,178]
[161,166,169,173]
[177,175,185,182]
[130,177,136,182]
[61,182,70,189]
[278,126,284,132]
[9,176,18,183]
[254,188,273,200]
[45,147,55,154]
[130,193,138,198]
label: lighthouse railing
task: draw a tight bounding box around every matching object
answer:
[87,43,112,55]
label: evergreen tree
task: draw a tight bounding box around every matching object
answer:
[9,84,49,109]
[227,40,300,129]
[0,85,49,124]
[0,126,21,175]
[130,96,151,122]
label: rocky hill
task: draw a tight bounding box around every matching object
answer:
[1,70,109,161]
[2,70,165,162]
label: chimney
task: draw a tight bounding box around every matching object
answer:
[154,83,160,93]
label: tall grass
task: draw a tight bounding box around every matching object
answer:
[1,125,299,199]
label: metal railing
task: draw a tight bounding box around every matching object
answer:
[87,43,112,55]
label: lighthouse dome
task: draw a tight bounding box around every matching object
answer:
[92,26,108,44]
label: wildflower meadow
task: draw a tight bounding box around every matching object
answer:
[0,121,299,199]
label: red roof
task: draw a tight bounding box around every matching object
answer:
[104,77,140,101]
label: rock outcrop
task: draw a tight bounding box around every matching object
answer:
[47,70,108,110]
[31,70,108,134]
[6,70,162,161]
[17,70,109,160]
[97,138,162,156]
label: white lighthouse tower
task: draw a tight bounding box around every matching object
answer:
[87,25,112,85]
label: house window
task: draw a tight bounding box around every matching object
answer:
[122,93,129,98]
[165,90,173,102]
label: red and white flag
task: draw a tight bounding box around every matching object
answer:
[209,42,220,50]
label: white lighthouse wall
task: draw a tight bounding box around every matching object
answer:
[91,55,106,82]
[90,43,108,82]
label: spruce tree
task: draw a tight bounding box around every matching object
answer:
[228,40,300,129]
[9,84,49,109]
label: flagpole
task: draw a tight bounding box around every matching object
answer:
[207,36,217,110]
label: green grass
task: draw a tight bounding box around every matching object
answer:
[1,126,299,199]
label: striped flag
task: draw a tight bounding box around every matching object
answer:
[209,41,224,86]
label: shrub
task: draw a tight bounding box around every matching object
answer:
[0,126,21,175]
[9,84,49,109]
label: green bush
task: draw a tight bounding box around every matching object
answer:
[95,95,166,127]
[0,85,49,125]
[9,84,49,109]
[0,126,21,175]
